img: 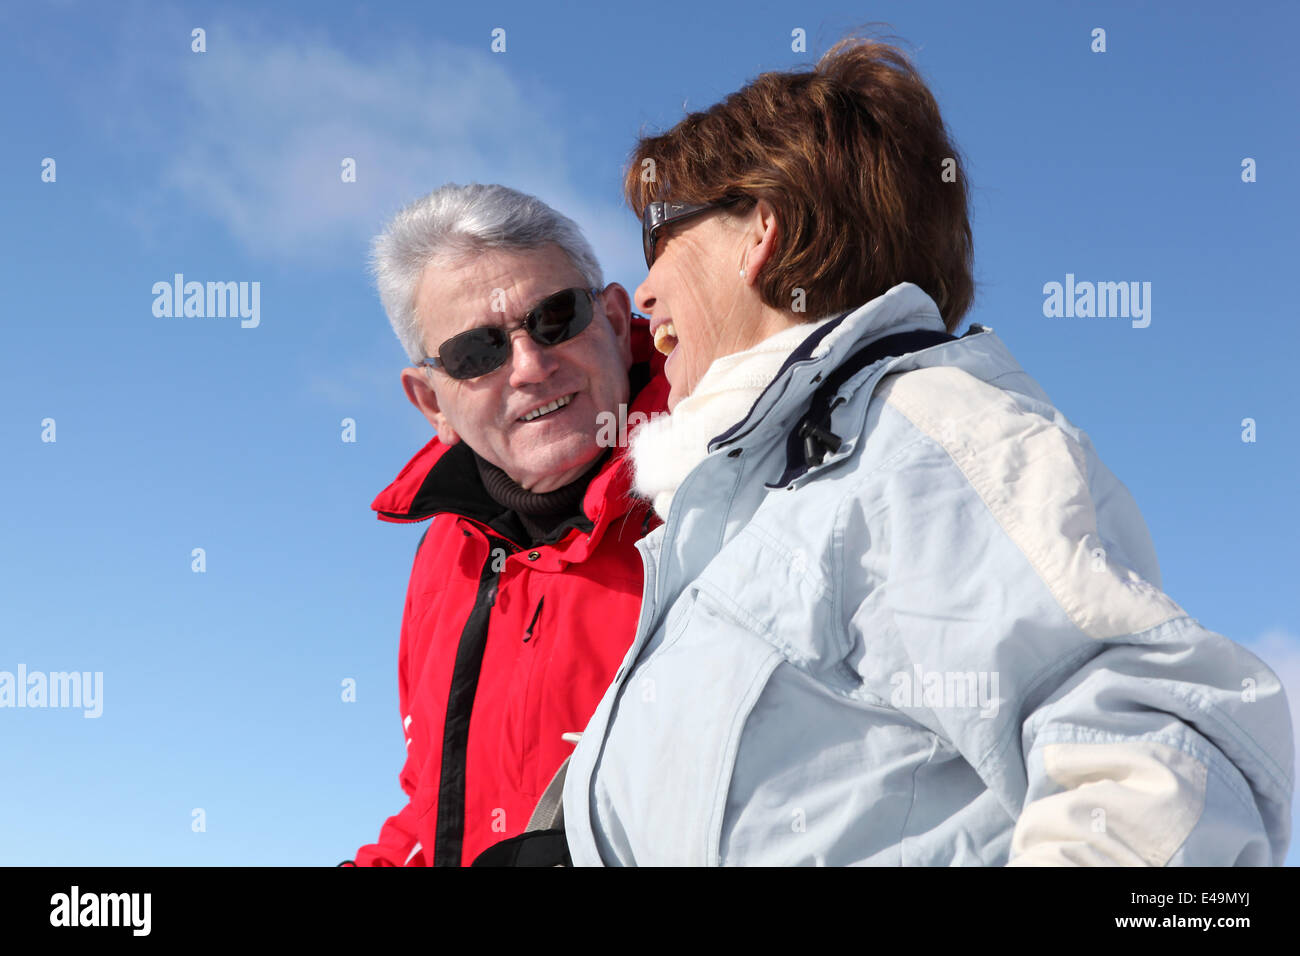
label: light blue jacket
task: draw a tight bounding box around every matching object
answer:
[563,282,1294,866]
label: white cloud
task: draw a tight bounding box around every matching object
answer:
[102,18,646,284]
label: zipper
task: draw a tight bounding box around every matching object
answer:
[430,527,519,866]
[624,536,661,666]
[523,596,544,642]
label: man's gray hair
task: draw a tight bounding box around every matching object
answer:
[371,183,605,364]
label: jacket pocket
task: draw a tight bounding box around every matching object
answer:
[601,582,783,865]
[691,522,850,682]
[519,597,552,797]
[499,594,549,799]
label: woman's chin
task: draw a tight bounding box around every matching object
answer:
[663,352,696,411]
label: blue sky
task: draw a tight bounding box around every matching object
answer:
[1,0,1296,865]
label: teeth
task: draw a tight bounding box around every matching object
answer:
[520,393,573,422]
[653,321,678,356]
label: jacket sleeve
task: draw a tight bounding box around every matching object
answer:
[1005,620,1294,866]
[352,736,426,866]
[352,548,429,867]
[862,369,1295,866]
[352,779,425,866]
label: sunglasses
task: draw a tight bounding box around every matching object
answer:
[417,286,602,380]
[642,196,744,268]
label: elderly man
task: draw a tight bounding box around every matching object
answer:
[340,184,666,866]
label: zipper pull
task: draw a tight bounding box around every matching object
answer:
[798,420,842,467]
[523,596,544,642]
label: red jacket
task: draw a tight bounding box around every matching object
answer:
[348,320,667,866]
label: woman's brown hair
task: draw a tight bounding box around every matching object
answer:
[624,30,974,330]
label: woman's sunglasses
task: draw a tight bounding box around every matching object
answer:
[418,286,602,380]
[642,196,744,268]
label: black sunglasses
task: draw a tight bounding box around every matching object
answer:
[642,197,743,268]
[418,286,602,380]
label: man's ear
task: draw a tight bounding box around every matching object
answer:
[599,282,634,369]
[741,198,780,286]
[400,366,460,445]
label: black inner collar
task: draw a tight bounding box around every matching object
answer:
[475,448,609,546]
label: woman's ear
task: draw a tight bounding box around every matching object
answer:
[741,198,780,285]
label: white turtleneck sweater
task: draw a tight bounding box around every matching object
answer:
[629,313,840,519]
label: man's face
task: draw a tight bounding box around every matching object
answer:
[400,244,632,493]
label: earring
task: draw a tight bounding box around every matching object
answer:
[739,268,747,278]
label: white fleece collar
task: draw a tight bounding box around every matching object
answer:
[629,314,840,520]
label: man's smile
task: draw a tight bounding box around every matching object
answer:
[517,392,576,423]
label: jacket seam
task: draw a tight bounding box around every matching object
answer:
[831,425,935,663]
[653,448,746,611]
[1149,622,1295,796]
[897,734,941,863]
[894,386,1185,640]
[709,647,784,865]
[1020,614,1293,803]
[1026,722,1259,820]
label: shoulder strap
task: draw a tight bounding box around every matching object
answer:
[773,328,959,486]
[526,754,570,831]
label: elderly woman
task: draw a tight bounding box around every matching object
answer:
[556,35,1293,866]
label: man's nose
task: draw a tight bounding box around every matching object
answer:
[507,329,559,386]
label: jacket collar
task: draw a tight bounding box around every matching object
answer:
[371,317,668,561]
[708,282,949,452]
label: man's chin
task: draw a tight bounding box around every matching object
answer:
[509,436,603,493]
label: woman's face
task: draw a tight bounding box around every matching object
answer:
[633,207,770,410]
